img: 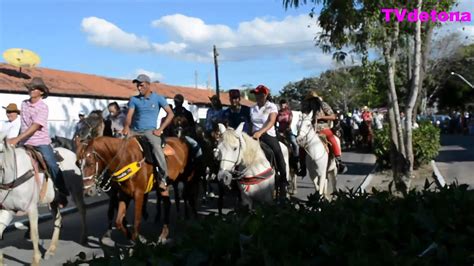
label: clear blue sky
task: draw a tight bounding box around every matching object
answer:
[1,0,472,95]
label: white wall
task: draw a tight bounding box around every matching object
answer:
[0,93,204,139]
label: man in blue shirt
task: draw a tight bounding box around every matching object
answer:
[222,89,251,134]
[122,74,174,187]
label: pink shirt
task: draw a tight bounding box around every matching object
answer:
[20,99,51,146]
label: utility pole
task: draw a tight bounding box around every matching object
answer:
[194,70,198,89]
[213,45,220,100]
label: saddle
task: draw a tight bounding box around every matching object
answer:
[134,136,175,165]
[24,145,64,178]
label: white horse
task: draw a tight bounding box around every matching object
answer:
[296,111,337,198]
[0,134,86,265]
[216,123,291,208]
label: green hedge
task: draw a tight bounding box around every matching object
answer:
[373,122,440,169]
[69,185,474,266]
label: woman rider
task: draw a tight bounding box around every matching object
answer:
[250,85,288,200]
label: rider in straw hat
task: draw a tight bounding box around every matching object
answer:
[1,103,21,138]
[7,77,70,208]
[301,90,347,175]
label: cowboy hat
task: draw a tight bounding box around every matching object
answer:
[304,90,319,100]
[3,103,20,114]
[25,77,49,98]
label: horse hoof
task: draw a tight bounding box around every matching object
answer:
[157,236,169,245]
[138,235,147,244]
[44,250,55,260]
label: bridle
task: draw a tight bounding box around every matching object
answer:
[216,133,246,179]
[78,132,131,193]
[297,114,317,148]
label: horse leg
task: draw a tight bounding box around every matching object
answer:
[131,192,145,241]
[72,188,87,245]
[173,182,181,216]
[0,210,14,265]
[154,192,162,224]
[27,207,41,266]
[190,180,199,218]
[45,206,62,259]
[142,193,149,221]
[183,182,189,219]
[115,200,130,239]
[158,190,171,244]
[217,181,225,216]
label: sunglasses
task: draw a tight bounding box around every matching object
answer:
[6,111,18,114]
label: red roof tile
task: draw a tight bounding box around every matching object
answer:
[0,63,254,106]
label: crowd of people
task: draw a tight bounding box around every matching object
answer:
[2,73,410,208]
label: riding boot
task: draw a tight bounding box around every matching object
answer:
[155,167,167,188]
[336,157,347,174]
[52,188,68,208]
[297,152,307,177]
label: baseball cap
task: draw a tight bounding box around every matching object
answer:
[228,89,240,99]
[250,85,270,95]
[132,74,151,84]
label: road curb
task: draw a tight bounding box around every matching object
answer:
[356,163,378,194]
[431,160,446,188]
[5,197,109,233]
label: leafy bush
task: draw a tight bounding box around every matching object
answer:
[373,122,440,169]
[70,185,474,266]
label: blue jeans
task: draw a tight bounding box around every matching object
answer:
[35,145,68,195]
[287,132,299,157]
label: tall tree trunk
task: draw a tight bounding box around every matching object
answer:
[384,22,408,192]
[414,22,435,118]
[405,0,423,180]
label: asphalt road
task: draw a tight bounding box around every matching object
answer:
[435,134,474,186]
[0,150,376,265]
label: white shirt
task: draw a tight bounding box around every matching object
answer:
[251,101,278,137]
[0,117,21,138]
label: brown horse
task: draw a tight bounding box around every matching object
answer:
[77,135,192,242]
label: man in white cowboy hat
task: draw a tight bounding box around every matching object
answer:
[7,77,70,208]
[0,103,21,138]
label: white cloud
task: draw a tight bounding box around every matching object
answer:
[82,14,322,63]
[81,17,151,52]
[289,52,333,70]
[130,69,164,82]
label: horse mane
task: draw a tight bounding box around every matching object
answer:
[221,128,267,166]
[0,136,17,180]
[76,111,105,140]
[91,137,142,164]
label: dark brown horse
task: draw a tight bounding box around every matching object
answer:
[77,135,192,242]
[160,114,203,218]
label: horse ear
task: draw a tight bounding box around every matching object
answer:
[218,123,227,134]
[235,122,244,135]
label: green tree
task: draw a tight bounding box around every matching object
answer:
[283,0,458,191]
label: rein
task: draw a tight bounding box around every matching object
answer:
[298,116,328,161]
[84,137,138,192]
[297,116,317,148]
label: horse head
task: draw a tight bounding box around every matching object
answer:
[77,139,111,192]
[75,112,105,142]
[215,123,246,187]
[296,111,317,148]
[172,115,189,139]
